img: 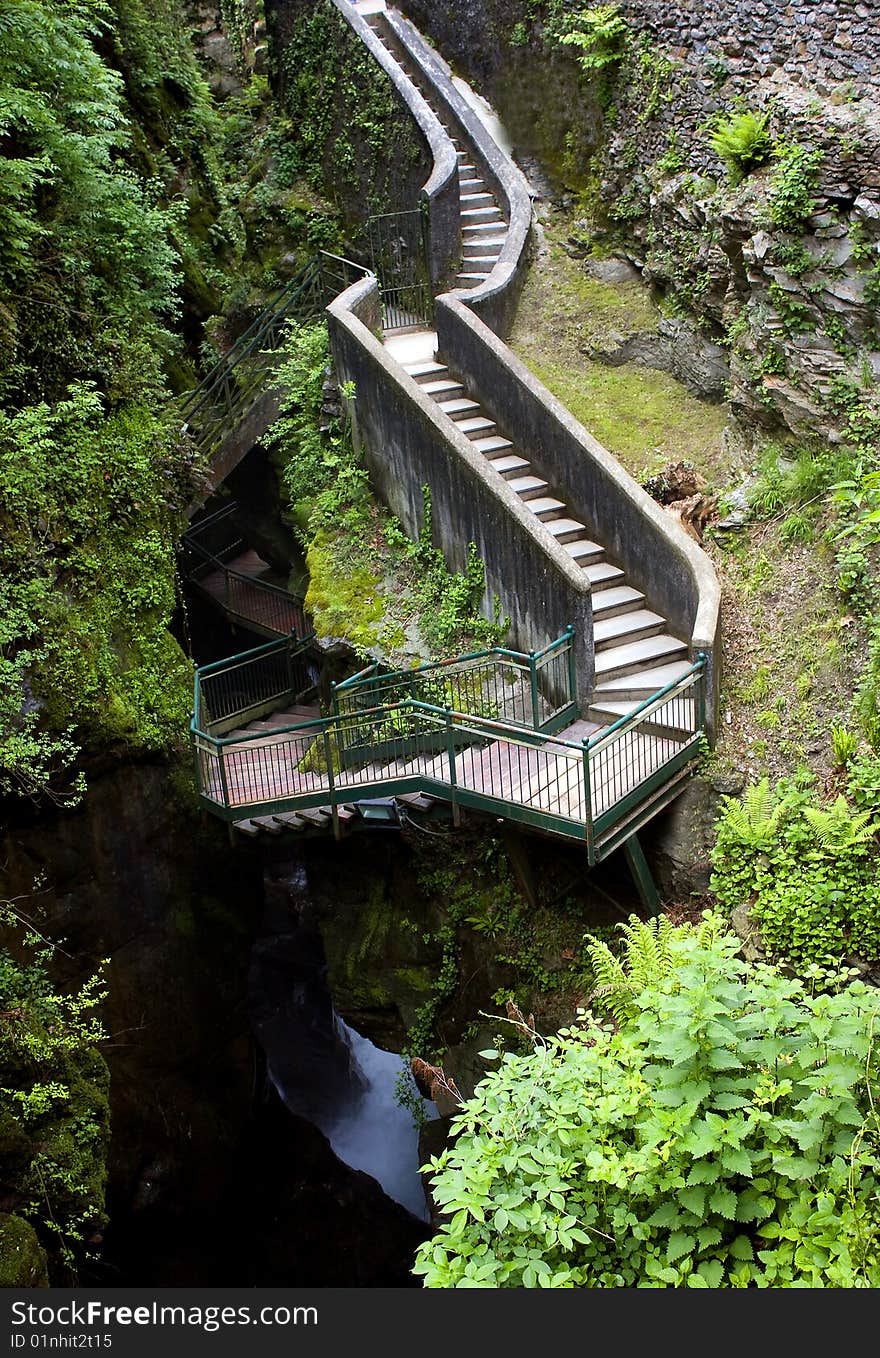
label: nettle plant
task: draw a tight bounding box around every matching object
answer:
[414,918,880,1288]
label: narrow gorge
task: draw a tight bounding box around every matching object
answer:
[2,0,880,1294]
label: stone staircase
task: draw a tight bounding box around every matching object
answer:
[363,11,510,291]
[350,1,699,735]
[387,331,692,728]
[360,4,692,728]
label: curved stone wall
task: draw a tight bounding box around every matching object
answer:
[328,1,721,733]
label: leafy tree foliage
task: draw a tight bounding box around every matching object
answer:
[0,1,241,800]
[0,903,109,1282]
[415,919,880,1287]
[0,0,186,407]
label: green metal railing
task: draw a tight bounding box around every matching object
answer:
[193,634,318,736]
[332,626,577,734]
[366,208,433,329]
[182,503,307,640]
[179,252,372,460]
[191,636,707,858]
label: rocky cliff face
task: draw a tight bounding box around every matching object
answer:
[0,762,427,1285]
[399,0,880,441]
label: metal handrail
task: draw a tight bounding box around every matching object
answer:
[186,502,239,536]
[586,656,706,751]
[332,627,574,692]
[191,650,707,853]
[178,252,374,458]
[193,663,703,755]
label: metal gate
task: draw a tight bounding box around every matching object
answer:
[365,208,432,330]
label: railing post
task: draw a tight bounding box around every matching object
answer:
[696,651,707,734]
[566,624,577,706]
[323,727,340,839]
[582,739,594,865]
[191,719,202,797]
[330,679,339,716]
[529,652,540,730]
[218,741,231,811]
[445,708,460,827]
[285,639,297,699]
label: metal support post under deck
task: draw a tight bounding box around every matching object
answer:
[500,824,538,910]
[623,834,661,917]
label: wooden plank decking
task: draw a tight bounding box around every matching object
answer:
[195,549,304,637]
[197,709,692,832]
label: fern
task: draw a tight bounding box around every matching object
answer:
[718,777,785,849]
[709,110,771,184]
[588,912,724,1022]
[804,795,878,854]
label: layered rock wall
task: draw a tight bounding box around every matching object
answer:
[400,0,880,438]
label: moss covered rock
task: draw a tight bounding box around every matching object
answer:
[0,1215,49,1288]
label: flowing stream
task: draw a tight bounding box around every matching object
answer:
[274,1017,433,1221]
[249,866,434,1224]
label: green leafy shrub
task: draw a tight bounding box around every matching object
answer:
[767,143,823,231]
[747,440,855,523]
[854,617,880,749]
[268,329,505,659]
[0,906,110,1281]
[414,920,880,1287]
[710,775,880,965]
[708,110,771,185]
[557,5,628,73]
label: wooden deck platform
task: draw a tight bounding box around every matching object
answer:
[197,707,694,845]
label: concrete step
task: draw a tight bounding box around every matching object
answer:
[591,585,646,618]
[453,415,497,436]
[457,271,492,283]
[457,155,474,166]
[404,361,447,381]
[507,474,549,500]
[489,454,530,479]
[526,496,567,522]
[544,516,589,545]
[460,192,495,207]
[471,435,514,454]
[593,609,666,652]
[584,561,627,590]
[594,634,688,681]
[462,255,500,269]
[463,238,506,255]
[591,660,694,702]
[419,378,464,397]
[459,178,487,192]
[438,396,481,414]
[587,697,696,737]
[561,538,605,564]
[463,221,508,237]
[461,206,505,220]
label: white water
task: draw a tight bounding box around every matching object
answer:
[322,1020,434,1221]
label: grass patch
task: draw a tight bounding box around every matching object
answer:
[509,213,728,480]
[517,351,727,476]
[709,517,862,784]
